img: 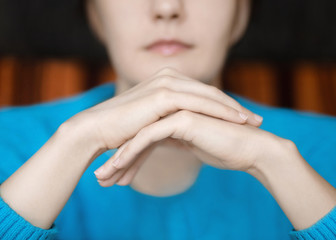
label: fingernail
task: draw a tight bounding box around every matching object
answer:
[254,114,263,122]
[239,112,248,121]
[94,165,105,175]
[112,157,120,167]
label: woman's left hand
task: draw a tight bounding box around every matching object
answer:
[94,109,286,186]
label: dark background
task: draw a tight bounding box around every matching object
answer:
[0,0,336,62]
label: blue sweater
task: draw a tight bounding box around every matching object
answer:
[0,83,336,240]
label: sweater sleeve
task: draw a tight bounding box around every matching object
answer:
[288,206,336,239]
[0,194,58,240]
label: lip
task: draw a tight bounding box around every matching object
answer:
[145,39,193,56]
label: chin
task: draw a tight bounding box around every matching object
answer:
[112,47,223,85]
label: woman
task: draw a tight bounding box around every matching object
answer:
[0,0,335,239]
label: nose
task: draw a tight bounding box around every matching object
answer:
[152,0,184,22]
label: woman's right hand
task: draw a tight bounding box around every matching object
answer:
[67,67,263,170]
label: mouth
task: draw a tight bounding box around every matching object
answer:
[145,39,193,56]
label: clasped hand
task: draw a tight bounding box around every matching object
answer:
[84,67,286,187]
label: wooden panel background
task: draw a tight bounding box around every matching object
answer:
[0,57,335,116]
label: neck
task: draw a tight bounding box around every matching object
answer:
[114,75,221,197]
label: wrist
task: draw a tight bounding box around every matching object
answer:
[0,116,104,229]
[246,136,298,190]
[246,136,336,230]
[56,118,105,167]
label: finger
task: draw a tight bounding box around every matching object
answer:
[94,139,131,180]
[169,78,263,126]
[114,142,155,186]
[240,107,263,127]
[97,155,137,187]
[100,142,157,187]
[97,168,127,187]
[150,68,263,126]
[111,111,191,169]
[96,138,157,184]
[155,89,248,125]
[115,152,147,186]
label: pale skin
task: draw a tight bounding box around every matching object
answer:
[0,0,335,235]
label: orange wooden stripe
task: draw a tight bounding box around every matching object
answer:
[292,63,325,114]
[224,62,279,106]
[0,57,16,107]
[38,59,87,102]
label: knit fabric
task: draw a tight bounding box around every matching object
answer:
[0,82,336,240]
[0,195,57,239]
[289,206,336,239]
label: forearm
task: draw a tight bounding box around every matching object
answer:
[247,139,336,230]
[0,122,101,230]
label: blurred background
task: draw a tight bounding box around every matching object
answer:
[0,0,335,116]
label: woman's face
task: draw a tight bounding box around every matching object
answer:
[89,0,249,86]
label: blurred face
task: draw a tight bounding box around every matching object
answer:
[88,0,249,86]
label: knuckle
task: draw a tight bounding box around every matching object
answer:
[221,106,238,118]
[208,85,222,95]
[154,87,172,101]
[113,164,122,170]
[236,105,246,113]
[209,86,227,100]
[119,146,131,162]
[229,107,239,115]
[227,99,245,112]
[157,67,176,76]
[228,101,247,112]
[137,127,150,140]
[156,75,174,87]
[176,110,194,126]
[228,103,243,114]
